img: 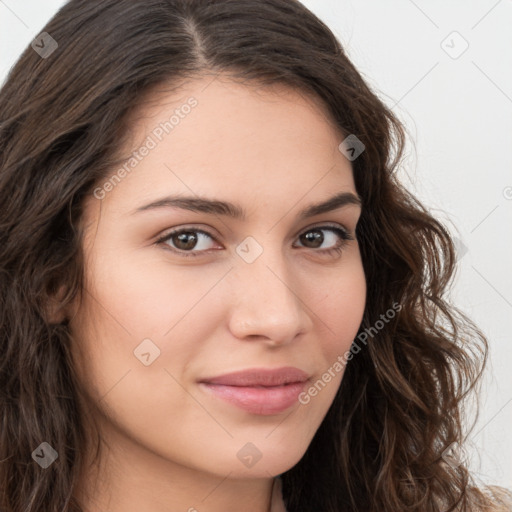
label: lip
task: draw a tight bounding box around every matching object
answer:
[198,367,310,415]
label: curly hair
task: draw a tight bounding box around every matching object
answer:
[0,0,510,511]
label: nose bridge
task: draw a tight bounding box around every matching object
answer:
[227,234,312,343]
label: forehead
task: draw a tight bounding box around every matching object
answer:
[93,75,357,218]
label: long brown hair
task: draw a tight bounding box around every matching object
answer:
[0,1,509,510]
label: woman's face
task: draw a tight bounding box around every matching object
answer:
[68,76,366,484]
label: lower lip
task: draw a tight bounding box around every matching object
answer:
[199,381,307,415]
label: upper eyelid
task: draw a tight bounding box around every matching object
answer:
[158,221,352,240]
[156,222,353,248]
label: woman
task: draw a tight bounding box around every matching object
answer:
[0,0,510,511]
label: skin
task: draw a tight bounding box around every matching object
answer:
[59,75,367,512]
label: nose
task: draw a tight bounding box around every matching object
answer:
[227,249,314,346]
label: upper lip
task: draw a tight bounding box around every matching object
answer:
[199,367,310,387]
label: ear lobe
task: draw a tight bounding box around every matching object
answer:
[45,283,72,325]
[46,298,67,324]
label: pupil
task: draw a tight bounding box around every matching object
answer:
[302,230,323,248]
[176,232,197,250]
[172,230,325,251]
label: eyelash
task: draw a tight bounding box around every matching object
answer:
[155,224,355,259]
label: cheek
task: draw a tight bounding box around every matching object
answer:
[71,250,231,413]
[82,242,222,340]
[294,256,366,409]
[79,245,367,386]
[318,256,367,354]
[67,239,367,477]
[68,257,205,451]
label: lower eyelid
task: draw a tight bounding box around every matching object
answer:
[157,225,353,255]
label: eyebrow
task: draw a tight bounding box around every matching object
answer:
[131,191,362,220]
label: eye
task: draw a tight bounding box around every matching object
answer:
[295,225,354,256]
[156,228,219,257]
[155,224,354,258]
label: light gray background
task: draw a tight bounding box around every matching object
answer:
[1,0,511,489]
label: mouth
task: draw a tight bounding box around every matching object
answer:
[198,367,310,415]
